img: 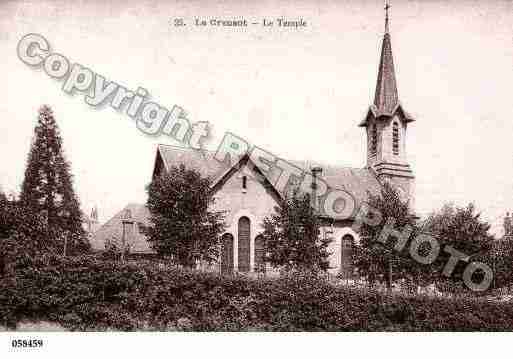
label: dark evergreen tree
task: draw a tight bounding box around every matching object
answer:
[261,192,332,272]
[19,105,89,255]
[144,164,226,267]
[0,191,7,274]
[0,189,10,239]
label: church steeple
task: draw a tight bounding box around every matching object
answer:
[360,1,413,125]
[374,0,399,115]
[359,1,416,206]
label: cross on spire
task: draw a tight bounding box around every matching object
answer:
[385,0,390,34]
[359,0,415,127]
[373,0,398,115]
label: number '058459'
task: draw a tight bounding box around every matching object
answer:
[11,339,43,348]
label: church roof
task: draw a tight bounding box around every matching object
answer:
[307,163,383,206]
[156,144,228,180]
[90,147,383,254]
[154,144,383,217]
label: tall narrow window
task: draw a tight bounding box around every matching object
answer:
[370,125,377,155]
[392,122,399,155]
[242,175,247,190]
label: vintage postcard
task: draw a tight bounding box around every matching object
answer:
[1,0,513,357]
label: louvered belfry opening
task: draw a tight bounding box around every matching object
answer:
[370,124,378,155]
[237,217,251,273]
[221,233,234,274]
[392,122,399,155]
[254,234,266,273]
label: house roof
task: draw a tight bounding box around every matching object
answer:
[154,144,383,216]
[90,203,152,253]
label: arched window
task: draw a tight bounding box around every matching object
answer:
[220,233,234,274]
[238,217,251,273]
[370,124,377,155]
[392,122,399,155]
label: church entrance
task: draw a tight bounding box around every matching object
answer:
[238,217,251,273]
[221,233,234,274]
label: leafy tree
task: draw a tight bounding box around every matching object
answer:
[0,198,60,276]
[423,203,494,288]
[481,239,513,290]
[144,164,226,268]
[261,191,332,272]
[19,105,89,255]
[353,182,419,289]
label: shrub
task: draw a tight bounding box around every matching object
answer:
[1,254,513,331]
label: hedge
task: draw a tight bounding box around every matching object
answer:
[1,254,512,331]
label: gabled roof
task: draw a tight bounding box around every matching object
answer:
[153,144,383,216]
[154,144,231,182]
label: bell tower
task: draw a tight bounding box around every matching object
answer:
[359,1,415,205]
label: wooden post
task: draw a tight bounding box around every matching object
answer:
[493,250,497,290]
[388,259,392,292]
[120,209,134,263]
[121,221,126,263]
[63,235,68,257]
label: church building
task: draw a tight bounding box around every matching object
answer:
[149,6,417,275]
[91,6,417,275]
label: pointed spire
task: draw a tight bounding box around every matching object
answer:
[373,0,399,115]
[359,0,414,127]
[385,0,390,34]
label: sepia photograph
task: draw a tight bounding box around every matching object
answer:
[1,0,513,356]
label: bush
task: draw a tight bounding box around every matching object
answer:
[1,254,513,331]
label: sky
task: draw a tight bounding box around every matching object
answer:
[0,0,512,235]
